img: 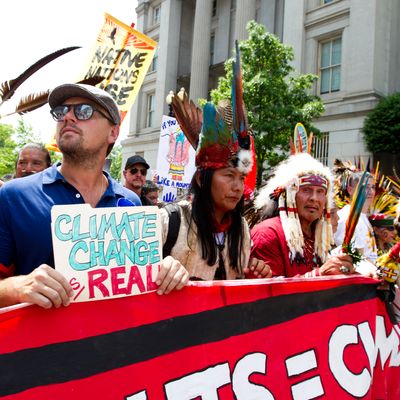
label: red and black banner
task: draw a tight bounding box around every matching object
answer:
[0,276,399,399]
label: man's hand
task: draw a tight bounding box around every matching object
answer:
[320,254,354,276]
[156,256,189,295]
[0,265,74,309]
[244,257,272,278]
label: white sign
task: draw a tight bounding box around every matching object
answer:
[156,115,196,192]
[51,204,161,302]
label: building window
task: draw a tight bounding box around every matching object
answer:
[149,48,158,72]
[231,0,236,10]
[210,34,215,65]
[153,5,161,25]
[323,0,334,4]
[312,132,329,165]
[212,0,217,17]
[146,94,155,127]
[320,37,341,94]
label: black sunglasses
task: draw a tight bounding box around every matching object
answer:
[50,103,113,123]
[129,167,147,176]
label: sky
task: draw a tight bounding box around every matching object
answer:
[0,0,138,145]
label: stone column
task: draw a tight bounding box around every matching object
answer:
[234,0,256,41]
[155,0,182,120]
[282,0,305,72]
[127,0,150,137]
[189,0,213,102]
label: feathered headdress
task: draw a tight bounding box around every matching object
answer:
[171,41,253,174]
[332,159,359,207]
[254,130,334,263]
[369,191,398,226]
[332,157,376,208]
[375,202,400,285]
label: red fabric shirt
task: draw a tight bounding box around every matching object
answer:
[251,216,321,278]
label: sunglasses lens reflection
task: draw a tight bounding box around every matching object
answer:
[130,168,147,176]
[51,104,95,121]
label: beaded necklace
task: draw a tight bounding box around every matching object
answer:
[300,237,321,269]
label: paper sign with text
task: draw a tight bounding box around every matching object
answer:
[83,13,157,123]
[156,115,196,191]
[51,204,161,302]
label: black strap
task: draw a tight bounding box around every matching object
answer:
[214,244,227,280]
[162,203,181,257]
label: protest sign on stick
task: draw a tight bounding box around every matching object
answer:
[46,13,157,151]
[83,13,157,123]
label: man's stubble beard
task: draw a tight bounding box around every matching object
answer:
[59,135,103,168]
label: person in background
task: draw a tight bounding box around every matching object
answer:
[123,155,153,205]
[142,180,160,205]
[250,152,354,278]
[0,83,188,309]
[165,48,271,281]
[334,171,378,264]
[15,143,51,178]
[374,201,400,322]
[330,203,340,235]
[368,190,399,255]
[370,214,397,255]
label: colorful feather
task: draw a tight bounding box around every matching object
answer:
[232,40,249,149]
[0,46,80,105]
[169,43,253,173]
[289,136,296,155]
[195,102,233,169]
[1,91,49,118]
[170,89,202,150]
[342,171,369,259]
[307,131,313,154]
[0,75,105,119]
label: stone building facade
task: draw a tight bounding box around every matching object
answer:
[121,0,400,171]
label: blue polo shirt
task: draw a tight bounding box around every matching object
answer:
[0,164,141,276]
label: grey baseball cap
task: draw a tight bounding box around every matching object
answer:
[48,83,121,125]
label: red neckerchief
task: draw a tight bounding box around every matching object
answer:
[212,213,232,233]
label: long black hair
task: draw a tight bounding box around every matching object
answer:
[189,169,245,273]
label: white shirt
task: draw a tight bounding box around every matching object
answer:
[334,204,378,263]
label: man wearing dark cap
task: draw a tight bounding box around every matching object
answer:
[123,155,153,205]
[0,84,188,309]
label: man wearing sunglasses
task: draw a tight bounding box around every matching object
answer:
[0,83,188,309]
[123,155,153,205]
